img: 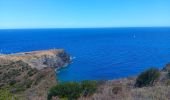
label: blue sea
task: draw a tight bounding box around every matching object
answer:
[0,27,170,82]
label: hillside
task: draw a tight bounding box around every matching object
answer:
[48,65,170,100]
[0,49,70,100]
[78,65,170,100]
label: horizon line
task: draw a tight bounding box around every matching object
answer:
[0,26,170,30]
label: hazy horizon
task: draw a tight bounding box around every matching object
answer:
[1,26,170,30]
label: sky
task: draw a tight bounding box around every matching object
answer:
[0,0,170,29]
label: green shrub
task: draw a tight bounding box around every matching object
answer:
[80,80,97,97]
[9,80,17,86]
[0,88,18,100]
[135,68,160,87]
[48,81,98,100]
[11,79,33,93]
[48,82,81,100]
[167,71,170,78]
[25,80,33,88]
[12,84,26,93]
[27,68,37,77]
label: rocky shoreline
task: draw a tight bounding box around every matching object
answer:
[0,49,71,100]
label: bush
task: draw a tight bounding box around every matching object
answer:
[48,82,81,100]
[80,80,97,97]
[48,81,98,100]
[27,68,37,77]
[135,68,160,87]
[168,71,170,78]
[12,84,26,93]
[0,88,18,100]
[9,80,17,86]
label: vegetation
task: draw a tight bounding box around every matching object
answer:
[168,71,170,78]
[135,68,161,87]
[48,80,97,100]
[112,84,122,95]
[0,88,18,100]
[27,68,38,77]
[48,82,81,100]
[80,80,97,97]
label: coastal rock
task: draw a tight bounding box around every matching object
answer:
[0,49,70,70]
[0,49,71,100]
[162,62,170,71]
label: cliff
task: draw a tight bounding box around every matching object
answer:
[0,49,70,70]
[0,49,70,100]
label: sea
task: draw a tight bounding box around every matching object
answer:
[0,27,170,82]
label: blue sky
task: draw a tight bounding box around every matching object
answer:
[0,0,170,29]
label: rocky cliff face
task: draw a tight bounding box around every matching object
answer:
[0,49,70,100]
[0,49,70,70]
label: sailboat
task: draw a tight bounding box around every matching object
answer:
[133,34,136,38]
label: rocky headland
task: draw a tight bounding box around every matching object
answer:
[0,49,70,100]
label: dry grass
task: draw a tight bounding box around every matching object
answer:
[131,85,170,100]
[20,68,57,100]
[78,78,134,100]
[79,71,170,100]
[0,49,64,61]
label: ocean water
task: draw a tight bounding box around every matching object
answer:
[0,28,170,82]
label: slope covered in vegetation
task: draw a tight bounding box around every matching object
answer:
[49,66,170,100]
[0,49,70,100]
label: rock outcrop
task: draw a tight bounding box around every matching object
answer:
[0,49,70,100]
[0,49,70,70]
[162,62,170,71]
